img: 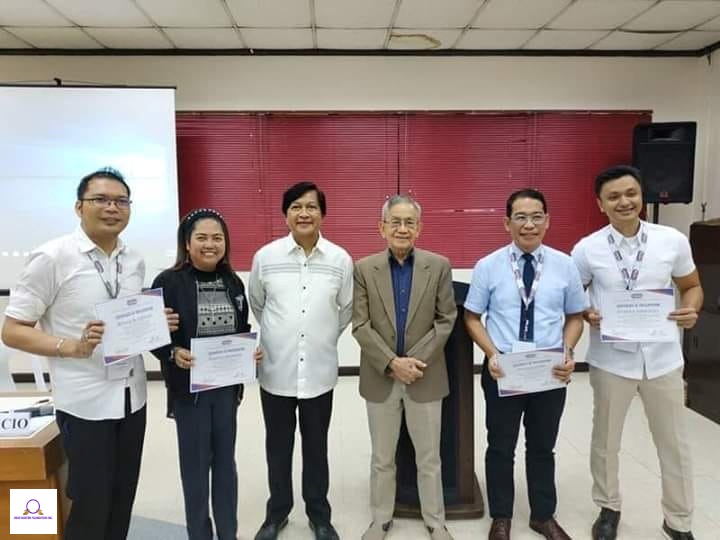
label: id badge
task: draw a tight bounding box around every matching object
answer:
[106,359,131,380]
[612,341,640,353]
[512,341,536,353]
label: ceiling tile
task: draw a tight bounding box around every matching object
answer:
[10,26,102,48]
[591,30,681,49]
[525,29,608,49]
[47,0,151,26]
[388,28,463,49]
[0,28,32,47]
[227,0,310,27]
[623,1,720,31]
[135,0,232,27]
[698,15,720,31]
[242,27,313,48]
[472,0,571,29]
[317,29,386,49]
[0,0,70,26]
[316,0,395,28]
[164,27,243,48]
[395,0,479,28]
[656,30,720,50]
[457,28,535,48]
[549,0,655,30]
[85,27,172,49]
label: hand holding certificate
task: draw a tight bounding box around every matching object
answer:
[600,288,678,343]
[190,333,257,393]
[496,348,567,397]
[95,288,171,365]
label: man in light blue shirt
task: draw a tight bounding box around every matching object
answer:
[464,189,586,540]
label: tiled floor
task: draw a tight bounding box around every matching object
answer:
[130,374,720,540]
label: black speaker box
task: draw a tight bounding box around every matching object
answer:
[633,122,696,204]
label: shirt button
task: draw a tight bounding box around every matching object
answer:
[301,309,306,314]
[301,333,305,338]
[302,286,307,290]
[300,358,304,362]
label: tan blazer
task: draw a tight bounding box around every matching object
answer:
[353,248,457,403]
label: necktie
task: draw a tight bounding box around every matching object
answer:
[519,253,535,342]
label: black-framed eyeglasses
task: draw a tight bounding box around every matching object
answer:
[80,197,132,209]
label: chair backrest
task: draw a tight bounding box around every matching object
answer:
[0,342,17,392]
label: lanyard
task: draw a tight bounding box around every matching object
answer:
[86,252,121,299]
[509,247,544,309]
[606,224,647,291]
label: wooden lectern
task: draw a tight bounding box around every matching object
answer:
[394,281,484,519]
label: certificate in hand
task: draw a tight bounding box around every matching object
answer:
[95,288,171,365]
[600,288,677,343]
[497,348,566,397]
[190,333,257,393]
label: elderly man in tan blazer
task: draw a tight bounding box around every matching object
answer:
[353,194,457,540]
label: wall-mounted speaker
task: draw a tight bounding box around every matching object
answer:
[633,122,696,204]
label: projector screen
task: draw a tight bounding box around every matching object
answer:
[0,86,179,289]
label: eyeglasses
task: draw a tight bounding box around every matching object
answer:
[510,213,547,226]
[288,203,321,214]
[384,218,419,230]
[80,197,132,209]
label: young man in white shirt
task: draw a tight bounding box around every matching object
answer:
[571,165,703,540]
[249,182,353,540]
[2,168,177,540]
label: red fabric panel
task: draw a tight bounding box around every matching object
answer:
[176,114,265,269]
[176,111,650,269]
[399,113,533,265]
[531,112,651,254]
[257,114,399,260]
[401,111,651,266]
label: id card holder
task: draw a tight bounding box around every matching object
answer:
[106,359,131,380]
[612,341,640,353]
[512,341,536,353]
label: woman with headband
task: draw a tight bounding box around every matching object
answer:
[151,208,260,540]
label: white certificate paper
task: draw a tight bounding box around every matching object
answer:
[497,347,566,397]
[95,288,171,365]
[600,288,677,343]
[190,333,257,393]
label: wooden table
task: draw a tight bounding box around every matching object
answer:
[0,394,67,539]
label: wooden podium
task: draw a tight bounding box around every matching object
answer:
[394,281,484,519]
[0,396,68,539]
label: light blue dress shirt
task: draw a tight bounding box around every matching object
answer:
[464,243,587,353]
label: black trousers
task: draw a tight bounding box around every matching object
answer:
[55,389,146,540]
[481,361,566,521]
[260,388,333,526]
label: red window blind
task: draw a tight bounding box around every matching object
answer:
[176,111,650,269]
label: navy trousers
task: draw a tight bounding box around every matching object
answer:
[482,361,566,521]
[173,385,240,540]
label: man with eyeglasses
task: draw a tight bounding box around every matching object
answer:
[249,182,353,540]
[353,194,457,540]
[2,167,177,540]
[464,189,586,540]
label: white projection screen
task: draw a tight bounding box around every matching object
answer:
[0,85,179,290]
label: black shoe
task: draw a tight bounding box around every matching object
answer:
[662,521,695,540]
[254,517,289,540]
[591,508,620,540]
[309,520,340,540]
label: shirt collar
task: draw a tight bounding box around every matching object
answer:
[388,248,415,266]
[73,226,125,256]
[285,232,325,254]
[510,242,542,259]
[607,220,644,247]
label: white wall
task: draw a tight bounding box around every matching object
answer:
[1,53,714,371]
